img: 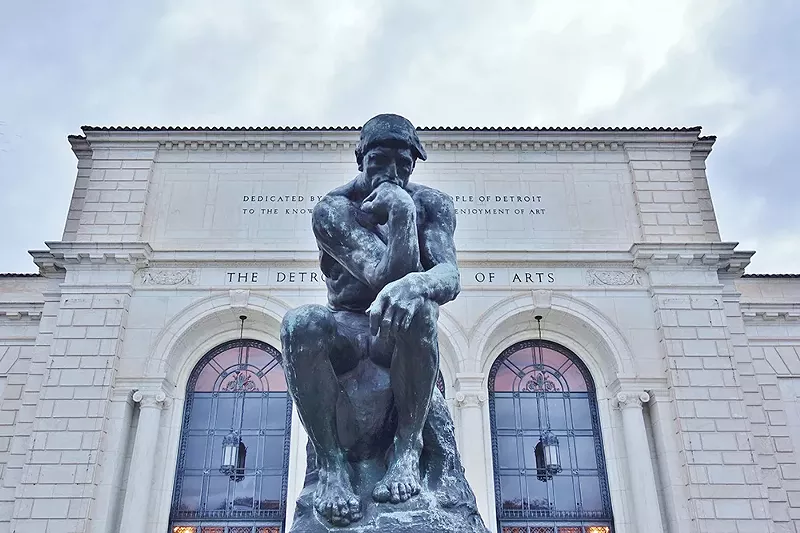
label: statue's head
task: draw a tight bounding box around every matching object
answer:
[356,114,427,189]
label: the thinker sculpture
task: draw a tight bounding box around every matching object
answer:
[281,114,489,532]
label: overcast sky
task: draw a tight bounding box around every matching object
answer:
[1,1,798,273]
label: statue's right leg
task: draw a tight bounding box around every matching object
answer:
[281,304,362,526]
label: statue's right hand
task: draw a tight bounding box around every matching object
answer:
[367,276,425,338]
[361,182,414,223]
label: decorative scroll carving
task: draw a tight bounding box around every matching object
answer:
[455,391,488,408]
[586,269,641,286]
[141,269,197,286]
[132,390,168,409]
[615,390,650,410]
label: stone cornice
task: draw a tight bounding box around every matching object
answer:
[32,242,153,270]
[77,128,704,152]
[630,242,751,273]
[608,377,669,398]
[68,135,92,160]
[741,303,800,322]
[0,302,43,320]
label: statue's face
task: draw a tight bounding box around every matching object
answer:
[363,145,414,190]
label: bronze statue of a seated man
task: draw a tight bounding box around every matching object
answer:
[281,114,479,530]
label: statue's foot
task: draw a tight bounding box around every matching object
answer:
[314,465,362,526]
[372,450,422,504]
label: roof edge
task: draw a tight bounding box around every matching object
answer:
[80,125,704,133]
[741,274,800,278]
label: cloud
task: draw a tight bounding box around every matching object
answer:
[0,0,797,273]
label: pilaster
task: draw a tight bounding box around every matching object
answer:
[615,389,664,532]
[454,373,491,525]
[11,243,150,533]
[633,243,773,532]
[119,389,168,533]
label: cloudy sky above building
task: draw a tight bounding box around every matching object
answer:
[1,0,797,273]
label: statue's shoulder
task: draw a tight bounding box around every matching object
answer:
[407,183,455,220]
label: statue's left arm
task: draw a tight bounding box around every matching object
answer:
[367,189,460,336]
[413,189,461,305]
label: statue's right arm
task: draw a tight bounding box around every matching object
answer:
[312,194,420,292]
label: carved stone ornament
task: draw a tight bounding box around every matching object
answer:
[455,391,488,408]
[140,269,197,286]
[229,289,250,309]
[615,390,650,409]
[132,390,168,409]
[586,269,641,286]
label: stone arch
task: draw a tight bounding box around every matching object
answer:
[146,292,292,393]
[471,292,635,391]
[147,292,466,399]
[470,293,635,532]
[437,307,468,395]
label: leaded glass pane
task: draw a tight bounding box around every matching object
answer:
[489,340,612,532]
[525,476,549,509]
[495,396,517,428]
[579,476,603,511]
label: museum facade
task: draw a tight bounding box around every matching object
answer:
[1,124,799,533]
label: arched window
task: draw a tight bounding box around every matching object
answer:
[489,340,613,533]
[170,339,292,533]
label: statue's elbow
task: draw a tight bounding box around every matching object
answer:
[450,265,462,299]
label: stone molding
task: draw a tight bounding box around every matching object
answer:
[630,242,751,273]
[0,303,43,320]
[132,390,169,409]
[614,390,650,410]
[79,127,705,152]
[156,138,631,153]
[33,242,153,271]
[741,303,800,322]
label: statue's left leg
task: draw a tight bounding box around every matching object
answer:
[373,300,439,504]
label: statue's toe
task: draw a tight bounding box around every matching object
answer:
[348,498,362,521]
[331,501,351,526]
[373,483,391,503]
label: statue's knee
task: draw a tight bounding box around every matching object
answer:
[399,301,439,344]
[281,304,334,349]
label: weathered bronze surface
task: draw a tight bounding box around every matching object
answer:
[281,114,488,532]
